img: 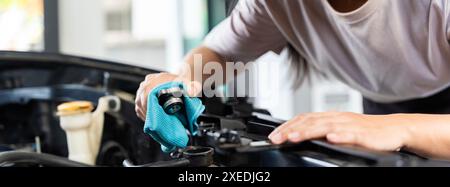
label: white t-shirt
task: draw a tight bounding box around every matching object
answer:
[204,0,450,103]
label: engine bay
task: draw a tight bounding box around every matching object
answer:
[0,51,165,166]
[1,51,449,167]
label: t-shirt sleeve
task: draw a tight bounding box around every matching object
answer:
[446,0,450,41]
[203,0,287,62]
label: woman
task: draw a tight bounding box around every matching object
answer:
[135,0,450,160]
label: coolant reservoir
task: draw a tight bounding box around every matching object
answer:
[57,96,120,165]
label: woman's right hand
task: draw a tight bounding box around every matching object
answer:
[135,73,201,121]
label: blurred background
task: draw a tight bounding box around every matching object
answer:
[0,0,363,120]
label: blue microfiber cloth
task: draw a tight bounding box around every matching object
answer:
[144,82,205,153]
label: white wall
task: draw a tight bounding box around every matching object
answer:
[165,0,184,73]
[253,51,313,120]
[59,0,105,58]
[253,51,362,120]
[58,0,183,71]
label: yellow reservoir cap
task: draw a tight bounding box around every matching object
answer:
[57,101,94,116]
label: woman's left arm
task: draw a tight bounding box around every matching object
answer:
[269,112,450,160]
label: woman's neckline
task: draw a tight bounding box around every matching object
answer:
[322,0,382,23]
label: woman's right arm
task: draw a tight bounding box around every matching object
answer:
[134,46,226,121]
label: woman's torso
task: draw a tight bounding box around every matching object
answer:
[265,0,450,103]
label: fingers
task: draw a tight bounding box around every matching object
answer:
[269,112,341,137]
[135,73,190,121]
[268,112,405,152]
[327,132,358,144]
[135,106,145,121]
[288,122,336,143]
[269,112,359,145]
[184,81,202,97]
[140,85,152,114]
[135,95,146,121]
[270,116,336,144]
[134,72,204,121]
[135,73,162,121]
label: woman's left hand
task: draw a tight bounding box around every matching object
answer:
[268,112,412,152]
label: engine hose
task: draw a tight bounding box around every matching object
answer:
[0,151,91,167]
